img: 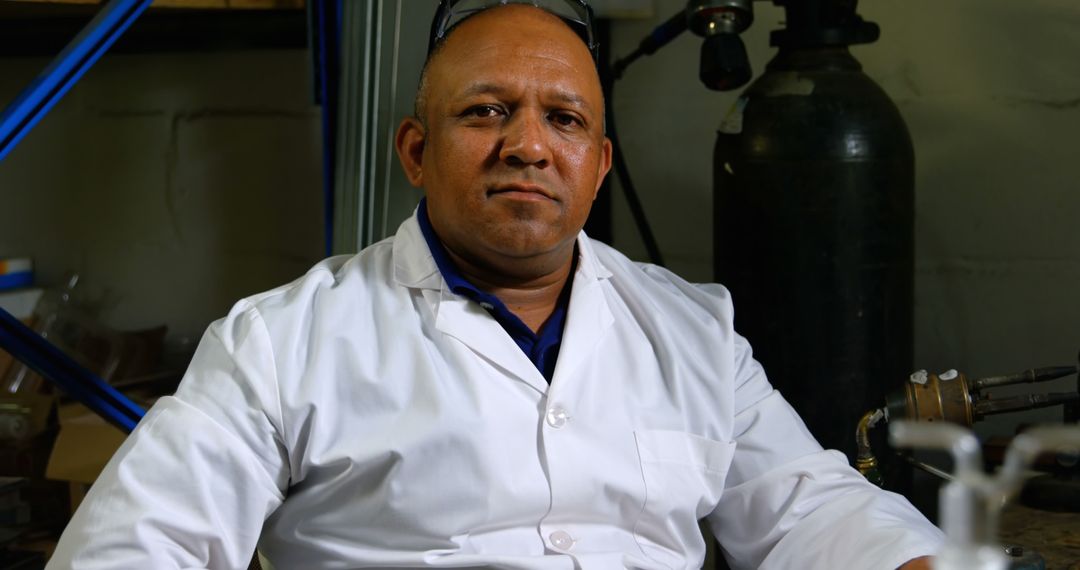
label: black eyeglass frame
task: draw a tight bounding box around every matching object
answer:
[426,0,599,65]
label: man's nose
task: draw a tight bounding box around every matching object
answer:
[499,112,551,168]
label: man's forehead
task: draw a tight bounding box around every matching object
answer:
[431,8,598,82]
[417,4,605,123]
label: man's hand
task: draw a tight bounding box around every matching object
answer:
[898,556,933,570]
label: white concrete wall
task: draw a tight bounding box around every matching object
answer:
[608,1,1080,437]
[0,50,324,342]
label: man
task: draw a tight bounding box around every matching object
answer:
[49,1,942,568]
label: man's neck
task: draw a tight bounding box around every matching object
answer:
[442,245,574,333]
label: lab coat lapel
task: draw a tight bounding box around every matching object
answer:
[551,237,614,384]
[394,214,545,391]
[433,291,548,392]
[394,215,612,392]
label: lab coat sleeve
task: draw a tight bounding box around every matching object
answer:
[707,332,944,570]
[48,301,290,570]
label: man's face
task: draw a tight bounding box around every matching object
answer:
[397,5,612,276]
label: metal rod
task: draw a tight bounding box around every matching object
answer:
[899,454,955,482]
[0,307,144,433]
[0,0,154,162]
[972,366,1077,391]
[890,421,982,478]
[974,392,1080,418]
[612,7,688,80]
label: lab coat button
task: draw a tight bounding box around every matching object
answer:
[545,407,569,428]
[549,530,574,550]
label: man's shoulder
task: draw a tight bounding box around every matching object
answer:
[584,236,735,320]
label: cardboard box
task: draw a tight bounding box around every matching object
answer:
[0,288,43,393]
[45,404,126,485]
[44,404,129,515]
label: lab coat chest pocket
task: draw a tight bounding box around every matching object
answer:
[633,430,736,564]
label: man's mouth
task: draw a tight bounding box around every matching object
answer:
[488,184,556,201]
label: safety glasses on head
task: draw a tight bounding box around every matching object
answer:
[427,0,599,64]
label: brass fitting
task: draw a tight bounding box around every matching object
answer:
[855,409,885,487]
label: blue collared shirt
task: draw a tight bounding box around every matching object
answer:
[416,199,573,382]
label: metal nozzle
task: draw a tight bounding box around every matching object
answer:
[854,409,886,487]
[973,391,1080,418]
[972,366,1077,391]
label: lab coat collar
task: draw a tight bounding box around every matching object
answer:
[391,206,613,291]
[391,206,614,392]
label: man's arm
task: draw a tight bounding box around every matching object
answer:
[707,330,943,569]
[48,302,290,569]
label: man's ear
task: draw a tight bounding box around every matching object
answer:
[395,117,426,187]
[593,136,614,199]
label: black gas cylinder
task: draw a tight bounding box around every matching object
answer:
[713,45,914,463]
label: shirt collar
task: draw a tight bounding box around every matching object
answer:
[414,197,574,338]
[405,199,592,381]
[416,198,499,303]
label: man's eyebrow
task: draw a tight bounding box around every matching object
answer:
[459,82,509,99]
[549,90,590,110]
[458,83,593,111]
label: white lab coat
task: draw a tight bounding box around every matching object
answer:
[49,213,942,570]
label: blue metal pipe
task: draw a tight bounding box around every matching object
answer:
[0,0,154,162]
[309,0,343,256]
[0,307,144,434]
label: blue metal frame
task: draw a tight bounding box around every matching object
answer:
[0,0,153,432]
[0,307,144,434]
[0,0,154,162]
[308,0,343,257]
[0,0,342,431]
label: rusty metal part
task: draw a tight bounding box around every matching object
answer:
[855,410,883,461]
[885,364,1079,426]
[855,412,881,470]
[854,409,885,485]
[853,454,878,474]
[887,370,976,427]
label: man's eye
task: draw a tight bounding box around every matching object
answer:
[550,112,581,128]
[466,105,502,118]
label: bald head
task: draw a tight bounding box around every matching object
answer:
[414,4,601,126]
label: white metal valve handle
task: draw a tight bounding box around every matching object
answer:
[889,421,1080,570]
